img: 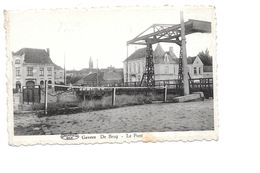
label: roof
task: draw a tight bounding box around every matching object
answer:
[75,72,104,85]
[187,56,197,64]
[125,44,178,64]
[153,43,165,57]
[187,55,213,66]
[53,63,63,70]
[103,71,123,81]
[125,47,146,61]
[75,70,123,85]
[13,48,53,64]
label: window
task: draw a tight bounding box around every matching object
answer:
[164,66,169,74]
[129,63,132,73]
[16,81,21,90]
[138,75,141,81]
[16,67,21,76]
[137,63,140,73]
[40,81,44,86]
[164,54,169,63]
[140,62,144,73]
[133,63,136,73]
[40,67,44,76]
[47,67,52,76]
[199,67,201,74]
[194,67,197,75]
[15,59,20,64]
[27,67,33,76]
[48,80,52,89]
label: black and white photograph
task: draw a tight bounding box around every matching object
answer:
[2,1,260,173]
[6,6,217,144]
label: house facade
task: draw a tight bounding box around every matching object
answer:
[123,44,213,83]
[123,44,179,83]
[187,56,204,79]
[12,48,55,90]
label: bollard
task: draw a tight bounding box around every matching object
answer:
[164,85,168,102]
[112,88,116,106]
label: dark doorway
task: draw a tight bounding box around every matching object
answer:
[15,81,21,91]
[48,80,52,89]
[22,85,41,104]
[26,81,35,88]
[40,80,44,87]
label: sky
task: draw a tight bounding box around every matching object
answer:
[6,6,216,70]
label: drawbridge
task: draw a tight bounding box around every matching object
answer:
[127,12,211,95]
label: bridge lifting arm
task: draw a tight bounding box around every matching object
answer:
[127,19,211,46]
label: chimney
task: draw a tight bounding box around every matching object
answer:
[169,47,174,54]
[46,48,50,56]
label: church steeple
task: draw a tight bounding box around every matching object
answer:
[89,57,93,69]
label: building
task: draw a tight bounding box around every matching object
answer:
[66,56,124,85]
[199,55,213,78]
[123,44,179,83]
[12,48,55,90]
[187,56,204,79]
[186,55,213,78]
[75,66,123,86]
[123,44,213,83]
[54,63,65,84]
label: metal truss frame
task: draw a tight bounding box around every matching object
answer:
[127,19,211,87]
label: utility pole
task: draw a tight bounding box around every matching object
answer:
[180,11,190,95]
[96,58,99,87]
[64,52,66,85]
[126,45,128,83]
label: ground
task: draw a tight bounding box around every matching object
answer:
[14,100,214,135]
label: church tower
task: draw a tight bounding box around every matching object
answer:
[89,57,93,69]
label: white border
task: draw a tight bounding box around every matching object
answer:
[1,1,260,173]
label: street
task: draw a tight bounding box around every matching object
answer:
[14,100,214,135]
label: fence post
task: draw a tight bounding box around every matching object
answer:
[112,88,116,106]
[38,85,41,103]
[44,80,48,115]
[208,78,211,98]
[22,87,24,104]
[32,87,34,105]
[164,85,168,102]
[83,91,86,103]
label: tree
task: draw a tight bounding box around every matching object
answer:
[197,49,212,66]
